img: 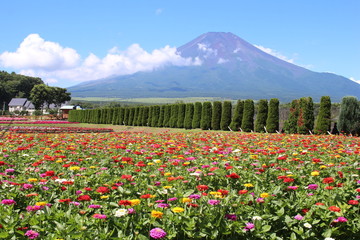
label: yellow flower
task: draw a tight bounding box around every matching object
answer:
[250,155,258,159]
[35,202,47,206]
[311,171,320,176]
[147,163,154,166]
[153,159,161,164]
[151,210,163,218]
[210,191,222,196]
[172,207,185,213]
[320,165,327,169]
[28,178,38,182]
[244,183,254,188]
[164,172,172,176]
[181,198,192,203]
[69,166,80,171]
[100,195,109,199]
[183,162,190,166]
[89,166,97,169]
[163,186,172,189]
[260,193,270,198]
[56,160,63,163]
[129,199,141,206]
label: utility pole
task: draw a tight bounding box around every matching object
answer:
[2,102,5,115]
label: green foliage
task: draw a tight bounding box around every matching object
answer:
[211,101,222,130]
[338,96,360,135]
[163,105,171,127]
[297,97,314,134]
[254,99,268,133]
[220,101,232,131]
[314,96,332,134]
[137,107,144,126]
[170,104,179,128]
[229,100,244,131]
[284,99,299,134]
[29,84,70,110]
[241,99,254,132]
[142,107,149,126]
[201,102,212,130]
[184,103,194,129]
[0,71,43,108]
[192,102,202,129]
[151,105,160,127]
[157,105,165,127]
[177,103,186,128]
[266,98,279,133]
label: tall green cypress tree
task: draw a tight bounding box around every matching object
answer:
[157,105,165,127]
[266,98,279,133]
[184,103,194,129]
[118,108,124,125]
[297,97,314,134]
[241,99,254,132]
[137,107,144,126]
[163,105,171,127]
[147,106,153,127]
[338,96,360,135]
[177,103,186,128]
[229,100,244,131]
[128,108,134,126]
[142,107,149,126]
[314,96,331,134]
[220,101,232,131]
[201,102,212,130]
[151,106,160,127]
[123,108,129,125]
[255,99,268,132]
[170,104,179,128]
[211,101,222,130]
[284,99,299,134]
[133,107,139,126]
[192,102,202,129]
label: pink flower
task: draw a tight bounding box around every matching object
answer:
[244,222,255,231]
[294,214,304,220]
[24,230,39,239]
[1,199,16,205]
[92,213,107,219]
[149,228,167,239]
[208,200,220,205]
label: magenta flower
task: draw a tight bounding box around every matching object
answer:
[24,230,39,239]
[149,228,167,239]
[128,208,136,214]
[334,217,348,223]
[26,205,43,212]
[307,184,318,190]
[88,204,102,209]
[92,213,107,219]
[294,214,304,220]
[225,214,237,221]
[1,199,16,205]
[244,222,255,231]
[189,194,201,199]
[208,200,221,205]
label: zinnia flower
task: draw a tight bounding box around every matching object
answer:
[294,214,304,220]
[172,207,185,213]
[328,206,341,212]
[149,228,167,239]
[151,210,163,218]
[1,199,16,205]
[244,222,255,231]
[92,213,107,219]
[208,200,220,205]
[114,208,128,217]
[24,230,39,239]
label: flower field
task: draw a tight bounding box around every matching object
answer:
[0,130,359,239]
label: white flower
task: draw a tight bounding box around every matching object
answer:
[304,223,312,228]
[252,216,262,221]
[114,209,128,217]
[324,238,335,240]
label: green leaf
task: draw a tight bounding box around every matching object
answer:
[290,232,297,240]
[261,225,271,233]
[276,207,285,216]
[0,232,9,239]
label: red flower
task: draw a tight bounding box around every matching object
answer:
[348,200,359,205]
[328,206,341,212]
[283,178,295,183]
[84,187,92,191]
[77,195,92,201]
[96,186,110,194]
[301,208,309,214]
[226,173,240,179]
[315,202,325,206]
[59,198,72,203]
[187,203,199,208]
[197,185,209,191]
[44,171,55,176]
[118,200,132,206]
[322,177,334,184]
[337,171,344,178]
[238,190,248,195]
[217,189,229,196]
[140,194,152,199]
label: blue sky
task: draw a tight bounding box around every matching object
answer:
[0,0,359,87]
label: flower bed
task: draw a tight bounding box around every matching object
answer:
[0,120,79,124]
[0,126,112,133]
[0,117,28,121]
[0,131,359,239]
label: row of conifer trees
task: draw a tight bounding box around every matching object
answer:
[68,95,360,134]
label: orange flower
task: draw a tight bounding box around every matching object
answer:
[328,206,341,212]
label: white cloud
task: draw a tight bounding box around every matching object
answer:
[197,43,217,58]
[350,77,360,84]
[0,34,201,86]
[0,34,80,70]
[254,44,295,64]
[217,58,229,64]
[155,8,163,15]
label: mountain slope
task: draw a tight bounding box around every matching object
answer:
[68,32,360,102]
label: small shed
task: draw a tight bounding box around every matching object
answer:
[60,106,75,119]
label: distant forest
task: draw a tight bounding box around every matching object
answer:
[0,71,43,107]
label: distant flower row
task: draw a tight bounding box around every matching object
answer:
[0,126,112,133]
[0,120,79,124]
[0,117,28,121]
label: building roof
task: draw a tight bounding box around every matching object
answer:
[8,98,28,107]
[60,105,75,110]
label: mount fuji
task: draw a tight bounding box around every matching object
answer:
[68,32,360,102]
